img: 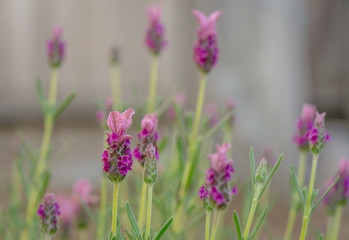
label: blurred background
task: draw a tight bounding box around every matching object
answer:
[1,0,348,238]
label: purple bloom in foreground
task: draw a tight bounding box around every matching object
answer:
[192,10,222,73]
[102,108,135,182]
[145,6,167,55]
[38,193,61,235]
[134,113,159,166]
[292,103,316,149]
[199,143,237,210]
[306,111,331,154]
[47,26,65,68]
[323,159,349,212]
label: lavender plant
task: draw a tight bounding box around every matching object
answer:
[2,4,349,240]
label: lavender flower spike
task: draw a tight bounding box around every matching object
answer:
[144,144,159,184]
[134,112,159,166]
[292,103,316,149]
[47,26,65,68]
[37,193,61,235]
[323,158,349,211]
[306,111,331,154]
[192,10,222,73]
[102,108,135,182]
[145,6,167,55]
[199,143,236,210]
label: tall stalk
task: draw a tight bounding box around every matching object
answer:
[146,184,153,240]
[147,56,159,113]
[138,182,148,229]
[173,72,206,233]
[210,211,222,240]
[205,211,211,240]
[112,182,120,236]
[111,62,122,111]
[299,153,318,240]
[21,68,58,240]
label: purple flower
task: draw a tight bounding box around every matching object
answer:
[145,6,167,55]
[134,113,159,166]
[323,159,349,211]
[293,103,316,149]
[192,10,222,73]
[199,142,236,210]
[307,111,331,154]
[38,193,61,234]
[47,26,65,68]
[102,108,135,182]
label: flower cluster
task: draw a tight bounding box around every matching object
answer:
[101,108,135,182]
[47,26,65,68]
[323,159,349,212]
[306,111,331,154]
[199,143,237,210]
[145,6,167,55]
[37,193,61,235]
[192,10,222,73]
[292,103,316,149]
[134,113,159,166]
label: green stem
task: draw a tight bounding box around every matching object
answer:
[112,181,120,237]
[205,211,211,240]
[146,184,153,240]
[210,211,222,240]
[178,72,206,200]
[111,63,122,111]
[299,153,318,240]
[45,233,52,240]
[244,198,258,239]
[21,68,58,240]
[283,207,297,240]
[147,56,159,113]
[97,175,107,239]
[138,182,148,229]
[330,205,343,240]
[283,150,307,240]
[173,72,207,234]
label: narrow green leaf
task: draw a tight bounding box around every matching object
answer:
[35,78,47,113]
[257,153,283,199]
[126,202,142,240]
[125,229,133,240]
[233,211,242,240]
[310,176,339,216]
[154,217,173,240]
[173,102,186,135]
[250,147,256,195]
[38,171,51,200]
[248,206,269,240]
[54,92,76,120]
[185,145,201,191]
[200,110,234,143]
[290,166,305,207]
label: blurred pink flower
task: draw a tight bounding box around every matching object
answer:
[141,112,158,135]
[107,108,135,141]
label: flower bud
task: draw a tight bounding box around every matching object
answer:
[38,193,61,235]
[144,144,158,184]
[256,158,267,184]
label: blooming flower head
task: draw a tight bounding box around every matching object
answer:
[145,6,167,55]
[192,10,222,73]
[134,113,159,166]
[72,178,98,229]
[37,193,61,235]
[293,103,316,149]
[199,143,236,210]
[323,158,349,212]
[47,26,65,68]
[306,111,331,154]
[102,108,135,182]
